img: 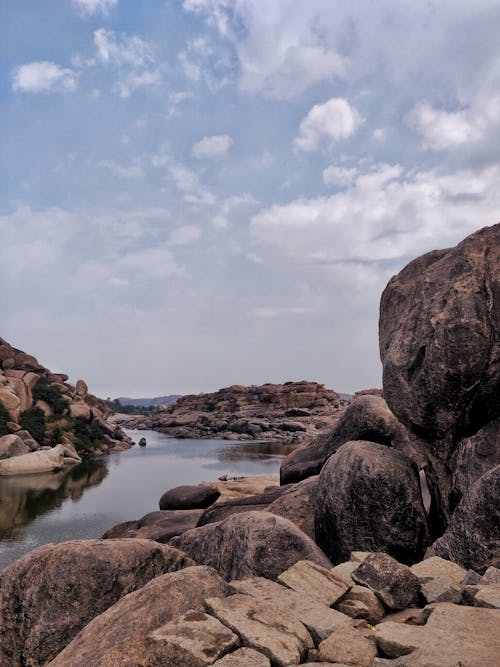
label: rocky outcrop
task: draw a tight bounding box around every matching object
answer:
[117,381,343,443]
[280,394,417,485]
[315,441,430,564]
[0,337,132,460]
[48,566,229,667]
[170,510,332,580]
[426,465,500,570]
[0,442,81,475]
[0,538,194,666]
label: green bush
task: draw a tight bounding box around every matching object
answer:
[19,406,46,443]
[32,377,68,417]
[0,401,11,436]
[69,418,108,452]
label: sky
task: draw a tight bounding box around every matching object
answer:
[1,0,500,398]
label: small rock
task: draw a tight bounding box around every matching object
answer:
[335,585,385,625]
[212,648,270,666]
[421,576,462,604]
[479,566,500,586]
[205,594,313,667]
[410,556,466,586]
[461,569,482,585]
[277,560,350,606]
[159,484,221,511]
[147,610,239,666]
[352,553,420,610]
[138,437,147,446]
[474,584,500,609]
[317,624,377,667]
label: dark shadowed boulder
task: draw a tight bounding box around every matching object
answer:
[280,395,415,485]
[197,486,287,526]
[352,552,421,610]
[266,476,318,539]
[315,441,430,565]
[380,223,500,451]
[48,566,229,667]
[159,483,220,510]
[450,418,500,508]
[170,510,331,580]
[426,465,500,570]
[102,509,204,543]
[0,539,194,667]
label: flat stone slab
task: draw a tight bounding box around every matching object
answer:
[230,576,351,642]
[375,602,500,666]
[212,647,270,666]
[317,624,377,667]
[330,560,358,584]
[205,593,313,667]
[277,560,350,606]
[474,584,500,609]
[410,556,466,586]
[421,576,462,604]
[148,610,238,666]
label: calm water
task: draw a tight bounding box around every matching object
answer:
[0,429,293,570]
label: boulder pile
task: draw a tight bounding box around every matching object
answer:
[0,337,133,466]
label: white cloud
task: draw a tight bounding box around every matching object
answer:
[98,158,143,179]
[322,165,357,187]
[94,29,154,67]
[73,0,118,16]
[192,134,233,158]
[294,98,363,152]
[13,61,78,93]
[406,102,481,150]
[251,162,500,265]
[169,225,202,245]
[169,164,200,193]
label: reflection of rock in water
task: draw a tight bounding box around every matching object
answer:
[0,459,108,539]
[215,441,297,463]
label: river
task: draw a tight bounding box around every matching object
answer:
[0,429,294,570]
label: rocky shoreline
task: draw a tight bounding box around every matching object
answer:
[0,223,498,666]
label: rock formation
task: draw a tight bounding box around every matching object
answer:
[0,337,132,464]
[113,381,343,443]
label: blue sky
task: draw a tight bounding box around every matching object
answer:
[1,0,500,397]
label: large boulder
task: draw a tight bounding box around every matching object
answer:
[0,443,80,475]
[0,538,194,666]
[170,510,331,581]
[315,441,430,564]
[426,465,500,570]
[48,566,229,667]
[0,433,30,459]
[380,223,500,451]
[159,483,221,510]
[266,476,318,539]
[280,395,415,485]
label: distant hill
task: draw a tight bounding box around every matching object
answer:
[115,395,181,408]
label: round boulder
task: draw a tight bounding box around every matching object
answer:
[159,483,220,510]
[170,510,331,580]
[315,441,430,565]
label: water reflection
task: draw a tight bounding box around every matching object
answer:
[0,460,107,540]
[214,441,296,462]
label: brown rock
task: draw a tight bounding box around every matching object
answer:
[0,433,30,460]
[0,539,194,666]
[410,556,466,586]
[335,584,386,625]
[315,441,430,565]
[197,486,286,526]
[266,476,318,539]
[277,559,350,606]
[159,484,221,511]
[317,624,377,667]
[48,566,229,667]
[170,511,331,581]
[352,553,421,610]
[212,648,270,666]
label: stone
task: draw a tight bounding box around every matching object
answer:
[317,624,377,667]
[266,475,318,539]
[0,433,30,459]
[421,576,462,604]
[147,610,239,666]
[315,441,430,565]
[48,566,229,667]
[205,593,313,667]
[352,553,420,610]
[103,509,204,543]
[382,608,430,626]
[426,465,500,570]
[159,483,221,510]
[331,560,359,584]
[170,511,331,581]
[479,566,500,585]
[138,436,147,446]
[375,603,500,666]
[379,223,500,450]
[451,418,500,505]
[0,443,80,475]
[335,585,386,625]
[280,394,414,485]
[474,584,500,609]
[212,648,270,666]
[75,379,88,397]
[229,576,351,643]
[0,539,195,667]
[461,569,482,585]
[197,486,285,526]
[277,559,350,606]
[410,556,466,586]
[69,401,91,420]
